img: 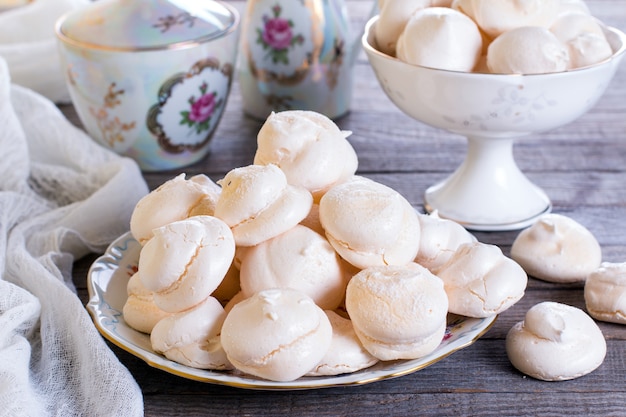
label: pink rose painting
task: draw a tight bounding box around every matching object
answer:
[180,82,220,134]
[256,4,304,65]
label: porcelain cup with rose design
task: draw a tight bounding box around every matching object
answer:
[363,15,626,231]
[238,0,367,120]
[55,0,239,171]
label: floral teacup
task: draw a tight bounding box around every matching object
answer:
[55,0,239,171]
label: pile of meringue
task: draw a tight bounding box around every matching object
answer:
[122,110,529,382]
[375,0,615,74]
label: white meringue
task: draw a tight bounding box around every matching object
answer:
[396,7,483,72]
[550,12,613,69]
[215,164,313,246]
[319,176,421,269]
[239,225,348,310]
[221,288,333,382]
[345,263,448,361]
[510,213,602,283]
[487,26,570,74]
[150,296,232,370]
[253,110,358,201]
[130,173,221,245]
[122,271,171,334]
[375,0,433,56]
[138,215,235,313]
[306,311,379,376]
[506,301,606,381]
[585,262,626,324]
[436,242,527,317]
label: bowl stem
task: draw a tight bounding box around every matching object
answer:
[424,135,551,231]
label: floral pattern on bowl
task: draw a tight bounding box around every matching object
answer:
[147,57,233,154]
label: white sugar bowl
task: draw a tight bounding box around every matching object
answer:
[55,0,239,171]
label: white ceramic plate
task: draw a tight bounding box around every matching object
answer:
[87,232,497,390]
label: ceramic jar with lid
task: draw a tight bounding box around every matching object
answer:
[56,0,239,171]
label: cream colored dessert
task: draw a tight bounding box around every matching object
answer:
[214,164,313,246]
[130,173,221,245]
[239,224,348,311]
[584,262,626,324]
[414,211,476,273]
[487,26,570,74]
[345,263,448,361]
[375,0,433,56]
[211,262,240,306]
[221,288,333,382]
[550,11,612,69]
[510,213,602,283]
[506,301,606,381]
[436,242,527,317]
[306,310,379,376]
[319,176,421,269]
[150,296,232,370]
[452,0,561,39]
[138,215,235,313]
[299,203,324,236]
[253,110,358,201]
[122,271,171,334]
[396,7,483,72]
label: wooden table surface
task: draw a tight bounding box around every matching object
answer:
[65,1,626,416]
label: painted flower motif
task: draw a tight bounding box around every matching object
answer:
[180,82,219,134]
[256,4,304,65]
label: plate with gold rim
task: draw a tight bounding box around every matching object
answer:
[86,231,497,390]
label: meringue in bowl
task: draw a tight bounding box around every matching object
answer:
[362,15,626,231]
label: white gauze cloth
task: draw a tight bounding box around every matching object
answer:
[0,56,147,416]
[0,0,90,103]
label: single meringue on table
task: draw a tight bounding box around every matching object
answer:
[506,301,606,381]
[138,215,235,313]
[319,175,421,269]
[221,288,333,382]
[510,213,602,283]
[253,110,358,202]
[345,263,449,361]
[436,241,527,318]
[214,164,313,247]
[130,173,221,245]
[396,7,483,72]
[584,262,626,325]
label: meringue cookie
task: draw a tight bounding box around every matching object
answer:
[375,0,433,56]
[306,311,379,376]
[414,211,476,273]
[239,225,348,310]
[215,164,313,246]
[138,215,235,313]
[584,262,626,324]
[130,173,221,245]
[319,176,421,269]
[122,271,171,334]
[396,7,483,72]
[453,0,561,39]
[550,12,612,69]
[150,296,232,370]
[506,301,606,381]
[487,26,570,74]
[253,110,358,201]
[346,263,448,361]
[510,213,602,283]
[221,288,333,382]
[436,242,527,317]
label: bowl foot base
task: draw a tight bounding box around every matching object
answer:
[423,136,552,231]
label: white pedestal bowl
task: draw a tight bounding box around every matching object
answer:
[362,16,626,231]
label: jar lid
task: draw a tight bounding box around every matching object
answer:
[56,0,238,51]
